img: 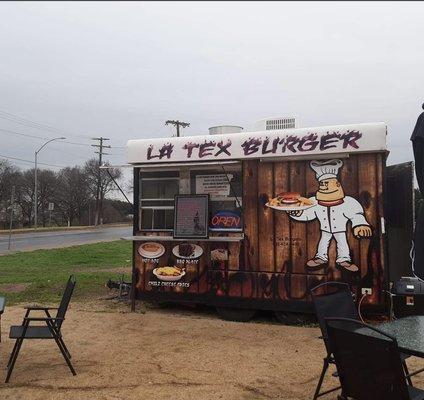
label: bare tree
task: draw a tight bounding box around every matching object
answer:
[55,166,90,226]
[0,161,22,228]
[37,169,58,227]
[15,169,35,227]
[84,158,122,225]
[13,169,59,227]
[0,160,21,203]
[0,158,125,228]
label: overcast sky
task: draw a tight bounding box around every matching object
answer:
[0,1,423,180]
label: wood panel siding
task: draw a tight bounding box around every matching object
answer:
[257,162,275,271]
[289,161,307,273]
[242,154,385,301]
[243,161,259,270]
[376,153,386,304]
[274,162,291,274]
[357,154,379,304]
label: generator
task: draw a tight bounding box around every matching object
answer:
[392,277,424,318]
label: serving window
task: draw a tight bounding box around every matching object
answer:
[139,164,242,233]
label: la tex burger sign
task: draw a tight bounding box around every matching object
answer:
[126,123,387,164]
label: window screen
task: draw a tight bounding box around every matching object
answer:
[139,170,179,231]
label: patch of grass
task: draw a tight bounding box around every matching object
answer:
[0,241,132,304]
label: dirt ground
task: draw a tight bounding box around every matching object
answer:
[1,302,424,400]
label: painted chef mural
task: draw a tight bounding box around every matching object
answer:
[292,159,372,271]
[270,159,372,272]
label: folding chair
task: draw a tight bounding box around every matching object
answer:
[311,281,414,399]
[5,275,76,383]
[310,281,358,399]
[326,317,424,400]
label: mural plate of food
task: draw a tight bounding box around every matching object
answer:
[172,243,203,259]
[211,248,228,261]
[153,266,186,282]
[138,242,165,259]
[266,192,317,211]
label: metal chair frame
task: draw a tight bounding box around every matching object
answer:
[311,281,356,399]
[5,275,76,383]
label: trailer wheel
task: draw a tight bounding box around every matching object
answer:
[274,311,316,326]
[150,300,172,309]
[216,307,256,322]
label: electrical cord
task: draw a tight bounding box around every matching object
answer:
[383,290,396,321]
[358,293,368,323]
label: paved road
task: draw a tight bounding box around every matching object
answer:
[0,225,132,254]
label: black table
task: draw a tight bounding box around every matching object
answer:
[376,316,424,358]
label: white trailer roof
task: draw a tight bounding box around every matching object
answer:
[126,122,387,165]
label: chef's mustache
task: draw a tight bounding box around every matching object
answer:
[318,189,339,194]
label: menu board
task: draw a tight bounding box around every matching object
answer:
[195,174,232,197]
[174,195,209,239]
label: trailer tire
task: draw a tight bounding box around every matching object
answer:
[274,311,316,326]
[150,300,172,309]
[216,307,256,322]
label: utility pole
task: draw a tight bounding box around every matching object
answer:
[91,137,110,226]
[165,120,190,137]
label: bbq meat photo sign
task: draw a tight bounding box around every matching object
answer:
[127,123,387,164]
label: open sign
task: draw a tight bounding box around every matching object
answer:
[210,210,243,232]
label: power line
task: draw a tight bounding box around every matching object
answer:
[0,122,126,150]
[0,153,65,168]
[0,109,129,149]
[0,112,71,137]
[63,140,93,147]
[0,126,94,148]
[0,127,48,140]
[0,109,91,139]
[0,126,121,166]
[45,145,92,159]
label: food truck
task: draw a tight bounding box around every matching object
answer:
[125,122,414,321]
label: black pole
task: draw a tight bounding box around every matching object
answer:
[411,104,424,280]
[130,167,140,312]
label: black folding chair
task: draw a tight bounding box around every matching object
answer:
[5,275,76,383]
[310,281,361,399]
[326,317,424,400]
[311,281,414,399]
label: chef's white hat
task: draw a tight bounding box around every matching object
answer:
[310,159,343,181]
